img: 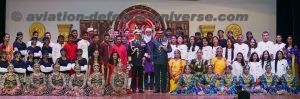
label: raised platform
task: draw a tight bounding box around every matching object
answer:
[0,91,299,99]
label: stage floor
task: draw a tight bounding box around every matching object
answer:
[0,91,299,99]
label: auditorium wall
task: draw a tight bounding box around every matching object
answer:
[6,0,276,42]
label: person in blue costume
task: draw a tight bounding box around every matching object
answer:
[198,65,219,95]
[239,65,257,94]
[219,65,237,95]
[171,65,201,95]
[278,66,299,95]
[260,64,279,94]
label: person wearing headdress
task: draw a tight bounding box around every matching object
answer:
[128,29,148,93]
[219,65,238,95]
[13,32,27,60]
[0,63,21,95]
[27,63,47,95]
[143,28,155,91]
[239,65,256,93]
[87,64,105,96]
[169,50,186,92]
[278,66,299,95]
[190,49,208,81]
[11,51,27,86]
[27,37,42,61]
[171,65,201,95]
[66,64,86,96]
[110,62,127,96]
[0,33,13,61]
[198,65,219,95]
[260,64,279,94]
[48,64,66,96]
[77,31,90,60]
[40,50,54,75]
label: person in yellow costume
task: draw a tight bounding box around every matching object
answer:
[169,50,187,92]
[211,47,227,86]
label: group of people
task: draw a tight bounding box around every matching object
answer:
[0,26,299,96]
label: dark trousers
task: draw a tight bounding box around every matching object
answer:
[154,63,167,92]
[131,66,144,91]
[144,72,154,89]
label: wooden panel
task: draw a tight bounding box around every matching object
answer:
[166,21,189,36]
[79,20,112,41]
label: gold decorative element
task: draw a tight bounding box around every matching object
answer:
[199,24,215,37]
[57,24,73,42]
[29,22,46,39]
[225,23,242,39]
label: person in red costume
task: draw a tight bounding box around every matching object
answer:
[63,35,77,62]
[111,35,128,71]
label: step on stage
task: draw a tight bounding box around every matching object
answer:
[0,91,299,99]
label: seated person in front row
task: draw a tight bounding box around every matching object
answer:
[219,65,237,95]
[0,64,21,95]
[110,63,127,96]
[171,65,201,95]
[48,64,67,96]
[87,64,105,96]
[66,64,86,96]
[27,63,47,96]
[198,65,219,95]
[260,64,280,95]
[278,66,299,95]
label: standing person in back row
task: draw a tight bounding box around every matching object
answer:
[257,31,274,59]
[151,30,172,93]
[128,30,148,93]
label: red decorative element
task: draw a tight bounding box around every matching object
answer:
[114,5,165,41]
